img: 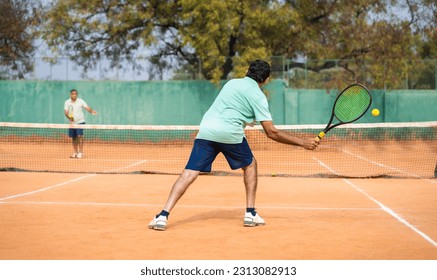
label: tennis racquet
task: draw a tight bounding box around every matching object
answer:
[316,83,372,140]
[67,105,74,121]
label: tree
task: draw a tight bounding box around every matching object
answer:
[283,0,436,89]
[41,0,436,88]
[42,0,288,82]
[0,0,42,79]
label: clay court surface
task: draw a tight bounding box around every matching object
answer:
[1,171,436,260]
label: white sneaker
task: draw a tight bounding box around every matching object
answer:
[148,215,168,231]
[70,153,77,158]
[76,152,84,159]
[244,212,265,227]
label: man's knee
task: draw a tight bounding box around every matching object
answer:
[243,157,257,170]
[181,169,200,181]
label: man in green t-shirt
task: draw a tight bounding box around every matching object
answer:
[149,60,319,231]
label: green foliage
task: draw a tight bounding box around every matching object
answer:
[40,0,436,88]
[0,0,42,79]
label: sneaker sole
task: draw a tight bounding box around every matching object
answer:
[244,221,265,227]
[148,225,167,231]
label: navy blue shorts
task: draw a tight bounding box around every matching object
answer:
[68,122,85,138]
[185,138,254,172]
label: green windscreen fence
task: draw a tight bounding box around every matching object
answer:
[1,81,437,125]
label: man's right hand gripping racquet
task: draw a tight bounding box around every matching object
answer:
[317,83,372,140]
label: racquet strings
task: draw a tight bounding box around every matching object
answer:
[334,85,371,122]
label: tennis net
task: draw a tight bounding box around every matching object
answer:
[1,122,436,178]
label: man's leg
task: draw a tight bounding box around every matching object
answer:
[149,169,200,230]
[243,157,258,208]
[77,135,84,157]
[242,158,265,226]
[149,138,216,230]
[71,137,79,157]
[163,169,200,212]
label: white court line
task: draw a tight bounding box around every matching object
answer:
[0,200,380,211]
[0,160,147,202]
[343,179,437,248]
[314,157,340,176]
[341,149,437,184]
[104,159,147,173]
[261,162,315,166]
[314,157,437,248]
[0,174,97,202]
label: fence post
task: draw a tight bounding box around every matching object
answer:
[435,59,437,90]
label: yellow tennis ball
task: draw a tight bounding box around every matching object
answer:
[372,108,380,117]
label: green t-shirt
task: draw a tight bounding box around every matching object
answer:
[196,77,272,144]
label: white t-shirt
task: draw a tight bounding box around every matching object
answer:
[64,98,89,124]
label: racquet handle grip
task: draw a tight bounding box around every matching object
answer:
[316,131,326,140]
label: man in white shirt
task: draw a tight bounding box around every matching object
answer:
[64,89,97,158]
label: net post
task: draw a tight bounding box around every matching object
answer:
[434,162,437,178]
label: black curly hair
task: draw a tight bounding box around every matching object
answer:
[245,60,271,83]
